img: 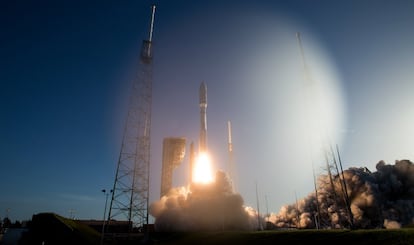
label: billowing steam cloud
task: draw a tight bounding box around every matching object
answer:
[152,160,414,231]
[150,170,262,231]
[269,159,414,229]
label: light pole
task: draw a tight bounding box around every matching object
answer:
[68,209,76,219]
[101,189,112,245]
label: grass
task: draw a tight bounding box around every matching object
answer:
[23,213,101,245]
[22,213,414,245]
[149,229,414,245]
[56,214,101,245]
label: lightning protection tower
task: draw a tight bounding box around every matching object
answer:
[107,5,156,230]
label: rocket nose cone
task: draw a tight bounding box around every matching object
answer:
[199,82,207,104]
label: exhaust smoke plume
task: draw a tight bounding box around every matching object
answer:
[269,159,414,229]
[150,170,262,231]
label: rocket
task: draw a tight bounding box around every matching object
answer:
[199,81,207,153]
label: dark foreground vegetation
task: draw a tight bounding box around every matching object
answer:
[7,213,414,245]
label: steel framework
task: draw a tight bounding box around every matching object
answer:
[107,5,156,230]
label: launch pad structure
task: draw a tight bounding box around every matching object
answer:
[160,137,186,198]
[105,3,237,231]
[107,5,156,230]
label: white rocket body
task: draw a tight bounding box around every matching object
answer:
[199,82,207,153]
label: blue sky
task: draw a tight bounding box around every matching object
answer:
[1,0,414,222]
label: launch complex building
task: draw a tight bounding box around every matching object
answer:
[160,82,211,198]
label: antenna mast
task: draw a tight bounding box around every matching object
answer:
[255,181,263,230]
[108,4,156,230]
[296,32,312,85]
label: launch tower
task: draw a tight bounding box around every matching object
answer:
[107,5,156,230]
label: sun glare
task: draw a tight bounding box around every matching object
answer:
[192,152,214,184]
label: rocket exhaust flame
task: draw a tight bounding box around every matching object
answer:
[149,82,263,231]
[193,152,214,184]
[150,170,262,231]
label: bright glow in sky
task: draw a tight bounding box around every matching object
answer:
[192,152,214,184]
[227,16,347,210]
[1,1,414,223]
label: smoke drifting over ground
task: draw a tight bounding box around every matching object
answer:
[269,160,414,229]
[150,171,261,231]
[151,160,414,231]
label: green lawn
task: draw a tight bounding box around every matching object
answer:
[22,213,414,245]
[149,229,414,245]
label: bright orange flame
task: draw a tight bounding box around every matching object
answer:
[192,152,214,184]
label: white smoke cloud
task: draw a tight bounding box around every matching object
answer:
[149,170,262,231]
[269,159,414,229]
[151,160,414,230]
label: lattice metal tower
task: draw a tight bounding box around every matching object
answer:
[107,5,156,230]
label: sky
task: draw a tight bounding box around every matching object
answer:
[1,0,414,223]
